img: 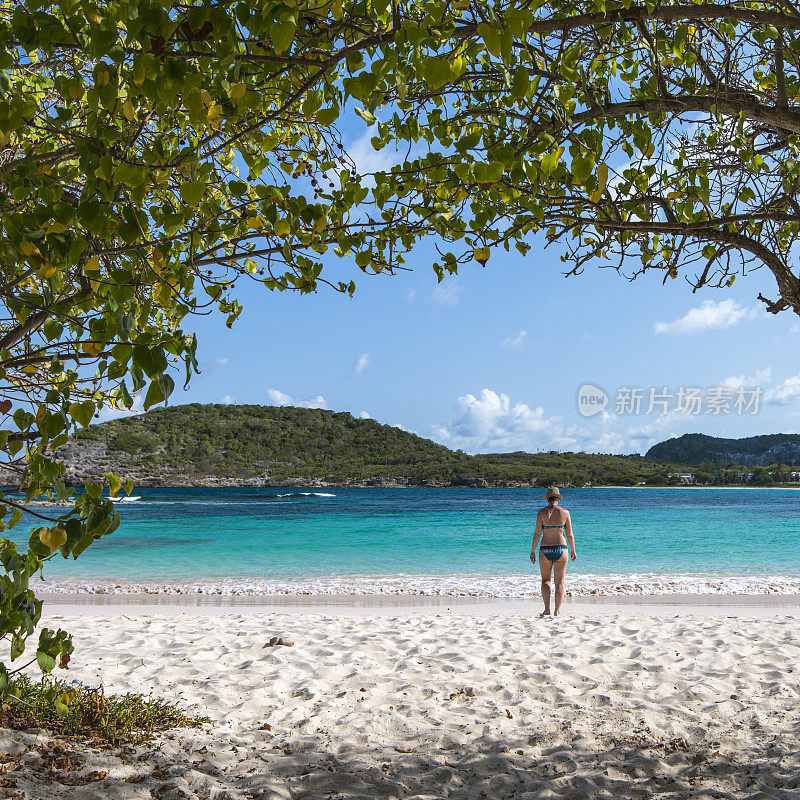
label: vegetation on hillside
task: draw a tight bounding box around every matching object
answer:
[475,451,676,487]
[647,433,800,467]
[63,403,697,487]
[61,405,800,488]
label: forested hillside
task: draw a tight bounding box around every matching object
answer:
[51,404,690,487]
[646,433,800,467]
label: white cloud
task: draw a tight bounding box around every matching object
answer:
[354,352,371,375]
[719,368,771,391]
[97,394,144,422]
[502,330,527,348]
[431,388,731,456]
[199,357,229,372]
[267,389,329,409]
[431,282,460,307]
[348,127,400,177]
[765,374,800,405]
[220,394,236,405]
[655,299,758,335]
[405,281,461,306]
[435,389,563,453]
[358,410,371,419]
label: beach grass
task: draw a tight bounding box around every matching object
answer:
[0,675,206,747]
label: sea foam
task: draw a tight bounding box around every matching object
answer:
[36,573,800,597]
[275,492,336,498]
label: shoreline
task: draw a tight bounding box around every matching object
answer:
[39,591,800,619]
[9,484,800,494]
[34,571,800,599]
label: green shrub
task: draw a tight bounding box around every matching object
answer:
[1,675,206,746]
[108,431,157,454]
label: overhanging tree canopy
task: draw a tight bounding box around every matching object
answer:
[2,0,800,684]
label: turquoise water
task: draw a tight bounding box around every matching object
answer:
[8,487,800,583]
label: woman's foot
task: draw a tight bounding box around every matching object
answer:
[539,609,551,617]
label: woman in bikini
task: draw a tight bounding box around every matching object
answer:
[529,486,577,617]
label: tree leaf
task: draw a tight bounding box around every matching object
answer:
[477,23,502,57]
[473,247,490,264]
[571,152,595,185]
[143,379,167,410]
[270,21,296,54]
[132,345,167,380]
[422,57,454,90]
[179,181,205,207]
[104,471,122,498]
[36,651,56,673]
[68,401,95,429]
[354,107,376,125]
[228,82,247,103]
[541,146,565,174]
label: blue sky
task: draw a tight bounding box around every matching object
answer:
[116,129,800,455]
[158,222,799,455]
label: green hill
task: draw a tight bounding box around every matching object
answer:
[645,433,800,467]
[53,403,687,488]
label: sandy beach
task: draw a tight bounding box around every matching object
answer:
[1,599,797,799]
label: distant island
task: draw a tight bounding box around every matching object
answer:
[646,433,800,468]
[27,404,800,489]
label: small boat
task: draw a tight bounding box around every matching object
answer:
[110,495,142,503]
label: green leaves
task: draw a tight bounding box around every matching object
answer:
[270,20,296,54]
[589,162,609,202]
[77,199,105,235]
[1,0,800,708]
[473,247,490,264]
[69,401,96,429]
[473,161,505,185]
[354,107,376,125]
[132,345,167,380]
[541,147,565,175]
[36,628,73,675]
[104,471,122,498]
[180,181,206,208]
[478,23,502,57]
[36,651,56,673]
[570,152,595,185]
[511,67,530,98]
[421,57,460,90]
[143,374,175,410]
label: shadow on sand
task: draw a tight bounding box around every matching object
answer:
[7,722,799,800]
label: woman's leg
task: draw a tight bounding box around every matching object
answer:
[553,555,568,616]
[538,553,553,615]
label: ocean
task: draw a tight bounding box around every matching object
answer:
[11,487,800,596]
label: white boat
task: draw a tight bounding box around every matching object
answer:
[110,495,142,503]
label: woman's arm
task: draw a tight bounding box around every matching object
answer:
[565,512,577,560]
[530,512,542,563]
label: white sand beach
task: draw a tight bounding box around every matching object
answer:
[4,601,800,799]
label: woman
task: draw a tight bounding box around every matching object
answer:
[530,486,577,617]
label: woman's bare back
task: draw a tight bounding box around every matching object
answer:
[538,505,569,546]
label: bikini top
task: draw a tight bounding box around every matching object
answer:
[542,524,565,529]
